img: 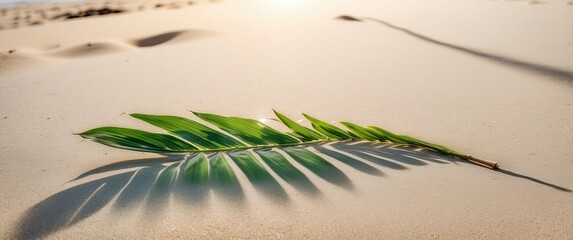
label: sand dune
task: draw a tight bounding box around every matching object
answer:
[0,50,47,73]
[0,28,213,75]
[47,40,133,58]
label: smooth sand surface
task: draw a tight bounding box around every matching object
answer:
[1,0,572,239]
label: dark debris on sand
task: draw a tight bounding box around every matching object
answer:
[0,0,205,31]
[51,7,126,20]
[335,15,362,22]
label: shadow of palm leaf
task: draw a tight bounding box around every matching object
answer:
[283,146,354,190]
[255,148,321,197]
[13,141,570,239]
[10,142,410,239]
[336,15,573,83]
[331,142,409,170]
[14,171,134,239]
[313,144,383,176]
[227,150,290,203]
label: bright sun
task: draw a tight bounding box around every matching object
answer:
[267,0,306,8]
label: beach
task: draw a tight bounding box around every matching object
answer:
[1,0,572,238]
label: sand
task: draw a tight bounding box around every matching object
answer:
[1,0,572,239]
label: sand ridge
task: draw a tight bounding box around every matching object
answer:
[0,29,214,74]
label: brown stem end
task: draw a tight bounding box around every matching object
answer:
[464,155,499,169]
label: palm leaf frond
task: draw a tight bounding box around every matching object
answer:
[78,110,498,169]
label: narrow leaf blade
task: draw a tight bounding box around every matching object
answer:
[368,126,461,155]
[79,127,197,153]
[399,135,461,156]
[227,151,273,182]
[340,122,378,141]
[255,149,305,181]
[130,113,245,150]
[183,154,209,183]
[273,110,326,141]
[209,152,238,184]
[194,112,301,146]
[283,147,337,173]
[155,163,180,189]
[283,147,353,188]
[303,114,352,140]
[367,126,407,143]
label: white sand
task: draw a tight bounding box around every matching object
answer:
[1,0,572,239]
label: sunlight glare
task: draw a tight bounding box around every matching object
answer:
[267,0,306,9]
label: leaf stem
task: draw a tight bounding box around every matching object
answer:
[462,155,499,169]
[167,139,336,154]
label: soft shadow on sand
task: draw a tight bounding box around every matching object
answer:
[13,142,569,239]
[336,15,573,83]
[130,29,213,47]
[47,41,134,58]
[1,29,213,64]
[495,169,572,192]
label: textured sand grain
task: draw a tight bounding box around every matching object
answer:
[1,0,572,239]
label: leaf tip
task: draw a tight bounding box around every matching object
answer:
[129,113,144,118]
[73,131,90,138]
[273,109,286,118]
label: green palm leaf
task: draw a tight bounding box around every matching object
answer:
[183,154,209,184]
[194,111,301,146]
[79,110,498,172]
[302,113,352,140]
[130,113,245,149]
[273,110,326,141]
[79,126,197,153]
